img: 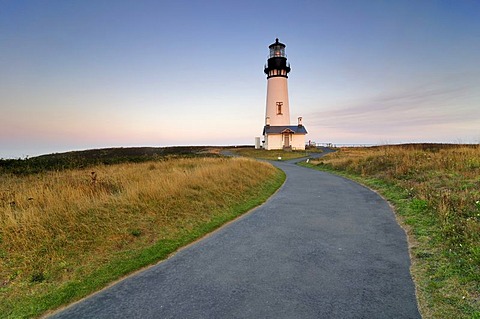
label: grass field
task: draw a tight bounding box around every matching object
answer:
[302,144,480,319]
[0,154,285,318]
[228,146,321,161]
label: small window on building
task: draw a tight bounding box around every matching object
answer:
[276,102,283,115]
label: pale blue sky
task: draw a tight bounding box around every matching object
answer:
[1,0,479,158]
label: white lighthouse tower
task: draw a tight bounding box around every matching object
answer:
[263,38,307,150]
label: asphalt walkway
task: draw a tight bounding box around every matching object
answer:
[50,151,420,318]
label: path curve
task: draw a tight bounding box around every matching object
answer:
[49,151,420,318]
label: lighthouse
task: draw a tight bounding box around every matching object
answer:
[262,38,307,150]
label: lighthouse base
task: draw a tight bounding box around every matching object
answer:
[263,125,307,151]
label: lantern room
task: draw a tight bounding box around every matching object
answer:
[269,38,286,57]
[264,38,291,79]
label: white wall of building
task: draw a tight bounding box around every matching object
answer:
[264,134,283,150]
[264,133,306,150]
[291,134,306,150]
[265,77,290,126]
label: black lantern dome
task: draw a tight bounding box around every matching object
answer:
[264,38,291,79]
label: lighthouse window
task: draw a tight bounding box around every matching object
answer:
[276,102,283,115]
[270,47,285,58]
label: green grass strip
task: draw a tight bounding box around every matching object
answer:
[228,148,321,161]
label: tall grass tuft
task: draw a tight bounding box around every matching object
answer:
[0,157,283,318]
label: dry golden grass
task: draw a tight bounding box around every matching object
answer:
[318,146,480,237]
[310,144,480,318]
[0,157,280,316]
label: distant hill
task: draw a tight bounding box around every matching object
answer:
[0,146,225,175]
[366,143,479,151]
[34,146,212,159]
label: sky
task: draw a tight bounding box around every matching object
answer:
[1,0,479,158]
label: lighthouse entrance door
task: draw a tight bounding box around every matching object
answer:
[283,134,290,148]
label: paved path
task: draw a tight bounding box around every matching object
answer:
[50,151,420,318]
